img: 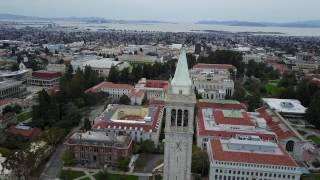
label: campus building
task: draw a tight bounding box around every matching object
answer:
[196,99,277,149]
[135,78,169,100]
[190,63,235,99]
[0,80,26,99]
[262,98,307,124]
[256,107,307,161]
[64,131,132,167]
[27,70,62,88]
[85,81,134,100]
[93,103,164,146]
[207,137,304,180]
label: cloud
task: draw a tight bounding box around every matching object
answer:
[0,0,319,21]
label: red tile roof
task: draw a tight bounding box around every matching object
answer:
[129,89,145,97]
[93,106,163,132]
[149,99,165,105]
[213,110,254,126]
[196,101,247,110]
[256,107,295,140]
[304,74,320,87]
[196,109,276,140]
[86,82,134,93]
[0,98,17,107]
[145,80,169,89]
[7,126,42,139]
[210,139,298,166]
[271,63,289,74]
[32,71,62,80]
[193,63,237,70]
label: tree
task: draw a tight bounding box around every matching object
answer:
[65,64,74,79]
[232,82,246,102]
[83,118,92,131]
[2,106,13,115]
[116,158,130,171]
[44,47,50,55]
[62,150,76,166]
[141,140,155,153]
[107,66,119,83]
[42,128,66,146]
[12,105,22,114]
[11,63,19,71]
[141,95,149,105]
[119,67,131,83]
[306,91,320,128]
[246,92,262,111]
[3,149,37,180]
[191,146,209,176]
[119,95,131,105]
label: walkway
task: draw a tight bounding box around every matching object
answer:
[62,166,152,180]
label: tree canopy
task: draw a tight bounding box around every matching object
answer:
[306,91,320,128]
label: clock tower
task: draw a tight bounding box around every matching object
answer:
[163,47,196,180]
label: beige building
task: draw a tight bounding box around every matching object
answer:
[0,80,26,99]
[191,63,236,99]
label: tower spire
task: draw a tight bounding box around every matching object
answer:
[170,47,192,95]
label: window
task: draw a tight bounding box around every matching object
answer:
[183,110,188,127]
[286,140,295,152]
[171,109,176,126]
[177,109,182,126]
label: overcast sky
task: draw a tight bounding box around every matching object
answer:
[0,0,319,22]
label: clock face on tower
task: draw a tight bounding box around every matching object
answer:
[176,141,182,152]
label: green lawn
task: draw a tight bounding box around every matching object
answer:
[301,174,320,180]
[307,135,320,145]
[79,177,91,180]
[60,169,86,180]
[16,111,32,122]
[94,173,138,180]
[264,80,284,96]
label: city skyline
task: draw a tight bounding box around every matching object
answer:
[0,0,320,22]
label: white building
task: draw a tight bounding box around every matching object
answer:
[191,63,236,99]
[85,81,134,99]
[93,104,163,146]
[71,56,129,77]
[128,89,145,105]
[0,80,26,99]
[207,137,304,180]
[262,98,307,123]
[196,99,277,149]
[27,71,61,89]
[46,64,66,73]
[135,78,168,100]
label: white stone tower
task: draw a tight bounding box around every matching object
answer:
[163,47,196,180]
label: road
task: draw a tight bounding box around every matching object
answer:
[39,102,107,180]
[39,144,65,180]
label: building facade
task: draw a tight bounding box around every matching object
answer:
[196,99,277,149]
[64,131,132,167]
[85,81,134,99]
[163,48,196,180]
[207,138,303,180]
[0,80,26,99]
[191,63,235,100]
[93,104,164,146]
[27,70,62,88]
[135,78,168,100]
